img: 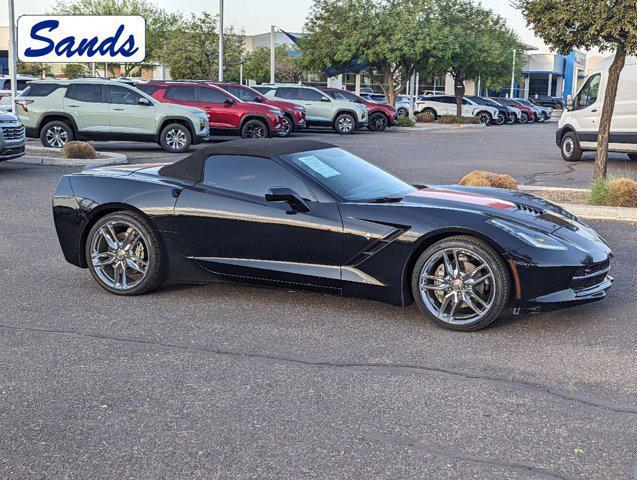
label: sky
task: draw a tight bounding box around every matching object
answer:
[0,0,547,50]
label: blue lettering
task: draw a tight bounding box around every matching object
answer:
[24,20,58,57]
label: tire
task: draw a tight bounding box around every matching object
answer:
[367,112,388,132]
[333,112,356,134]
[411,235,511,332]
[628,153,637,161]
[85,211,166,296]
[279,115,293,137]
[241,119,268,139]
[539,112,547,122]
[397,107,408,117]
[505,113,515,125]
[422,107,437,120]
[159,123,192,153]
[519,112,529,124]
[40,120,74,148]
[477,111,492,125]
[561,131,583,162]
[495,112,506,125]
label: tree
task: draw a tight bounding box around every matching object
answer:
[300,0,443,106]
[17,62,52,78]
[158,12,244,81]
[515,0,637,179]
[62,63,87,78]
[243,45,304,84]
[428,0,523,116]
[51,0,179,76]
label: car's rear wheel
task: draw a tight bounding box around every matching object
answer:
[505,113,515,124]
[85,211,166,295]
[496,112,506,125]
[411,236,511,331]
[40,120,74,148]
[397,107,408,117]
[241,119,268,139]
[561,132,583,161]
[477,111,492,125]
[422,107,437,120]
[519,112,529,124]
[160,123,192,153]
[367,112,388,132]
[334,113,356,134]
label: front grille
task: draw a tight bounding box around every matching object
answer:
[1,125,25,141]
[570,259,610,291]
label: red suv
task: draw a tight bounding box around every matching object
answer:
[137,81,284,138]
[320,87,397,131]
[212,82,306,137]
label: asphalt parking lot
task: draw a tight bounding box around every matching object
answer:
[1,125,636,479]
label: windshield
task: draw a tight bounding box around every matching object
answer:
[283,148,415,202]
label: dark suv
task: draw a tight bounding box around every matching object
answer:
[320,87,397,131]
[212,83,306,137]
[138,82,285,138]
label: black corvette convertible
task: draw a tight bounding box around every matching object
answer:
[53,139,613,331]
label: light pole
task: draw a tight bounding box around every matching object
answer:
[218,0,224,81]
[509,48,516,98]
[7,0,18,110]
[270,25,275,84]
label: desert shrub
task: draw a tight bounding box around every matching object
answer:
[416,112,435,123]
[438,115,480,125]
[61,141,98,159]
[589,177,637,207]
[396,116,415,127]
[459,170,518,189]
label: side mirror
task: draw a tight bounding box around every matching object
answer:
[565,94,573,110]
[320,96,331,102]
[265,187,310,214]
[138,97,151,106]
[223,98,235,106]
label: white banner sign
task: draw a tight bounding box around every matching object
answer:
[17,15,146,63]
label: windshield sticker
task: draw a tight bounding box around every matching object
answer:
[298,156,341,178]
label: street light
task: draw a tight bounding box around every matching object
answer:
[218,0,224,81]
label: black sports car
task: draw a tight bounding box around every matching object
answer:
[53,139,613,331]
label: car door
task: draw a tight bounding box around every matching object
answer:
[63,83,110,133]
[198,86,238,129]
[173,154,344,289]
[301,88,333,122]
[571,73,602,148]
[106,84,157,135]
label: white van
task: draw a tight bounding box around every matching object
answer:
[557,55,637,162]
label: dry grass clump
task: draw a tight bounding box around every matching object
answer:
[459,170,518,189]
[61,141,98,159]
[416,112,435,123]
[589,177,637,207]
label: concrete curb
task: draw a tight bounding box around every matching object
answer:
[9,146,127,166]
[397,123,486,132]
[519,185,637,222]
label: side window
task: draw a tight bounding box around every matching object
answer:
[165,86,198,102]
[198,87,228,103]
[203,155,315,200]
[275,87,301,100]
[575,74,601,109]
[136,84,162,95]
[107,85,144,105]
[302,89,330,102]
[66,84,104,103]
[21,83,63,97]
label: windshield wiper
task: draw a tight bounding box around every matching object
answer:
[366,196,404,203]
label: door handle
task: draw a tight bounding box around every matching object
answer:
[68,104,79,108]
[112,108,124,111]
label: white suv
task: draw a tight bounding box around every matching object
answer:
[416,95,500,124]
[0,75,38,112]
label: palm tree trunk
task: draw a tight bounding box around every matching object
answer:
[594,46,626,179]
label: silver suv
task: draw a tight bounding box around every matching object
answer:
[16,79,209,153]
[259,84,368,134]
[0,111,25,161]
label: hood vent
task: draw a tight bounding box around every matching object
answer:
[515,203,544,215]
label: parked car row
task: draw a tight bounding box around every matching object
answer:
[415,94,553,125]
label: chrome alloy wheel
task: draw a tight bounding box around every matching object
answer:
[45,126,69,148]
[90,221,149,290]
[337,115,354,133]
[245,124,266,138]
[281,116,292,136]
[419,248,496,325]
[165,128,187,150]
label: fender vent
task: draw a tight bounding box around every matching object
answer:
[515,203,544,215]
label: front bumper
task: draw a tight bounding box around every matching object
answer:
[523,275,613,313]
[0,123,25,161]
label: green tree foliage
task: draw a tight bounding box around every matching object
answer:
[515,0,637,179]
[17,62,52,78]
[428,0,522,116]
[61,63,87,78]
[158,12,244,81]
[243,45,304,84]
[300,0,443,106]
[51,0,179,76]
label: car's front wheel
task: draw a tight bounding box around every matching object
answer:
[367,112,388,132]
[397,107,408,117]
[477,111,493,125]
[495,112,506,125]
[505,113,515,124]
[539,112,547,122]
[85,211,166,295]
[279,115,293,137]
[40,120,74,148]
[561,132,583,161]
[241,119,268,139]
[334,113,356,134]
[519,112,529,124]
[411,236,511,331]
[160,123,192,153]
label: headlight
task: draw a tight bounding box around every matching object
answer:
[487,218,568,251]
[295,105,305,112]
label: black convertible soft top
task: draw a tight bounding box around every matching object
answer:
[158,138,336,182]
